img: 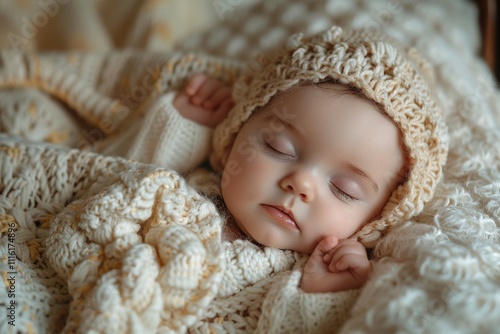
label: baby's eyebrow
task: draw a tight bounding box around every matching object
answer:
[263,115,304,139]
[347,163,379,193]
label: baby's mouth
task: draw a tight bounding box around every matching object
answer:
[261,204,299,230]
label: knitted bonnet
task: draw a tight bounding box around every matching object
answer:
[210,26,448,248]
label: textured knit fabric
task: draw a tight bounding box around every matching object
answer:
[211,26,449,248]
[0,49,241,168]
[101,92,214,174]
[1,0,500,333]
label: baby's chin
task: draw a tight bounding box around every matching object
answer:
[248,232,315,254]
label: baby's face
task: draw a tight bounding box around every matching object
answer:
[221,85,405,254]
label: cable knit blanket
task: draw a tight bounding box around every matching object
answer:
[1,0,500,333]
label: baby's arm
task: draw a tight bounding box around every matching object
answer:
[301,236,372,293]
[173,74,234,128]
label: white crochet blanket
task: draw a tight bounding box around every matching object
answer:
[1,0,500,333]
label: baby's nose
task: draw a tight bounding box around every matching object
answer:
[279,170,315,202]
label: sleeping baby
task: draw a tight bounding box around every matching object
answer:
[126,26,448,294]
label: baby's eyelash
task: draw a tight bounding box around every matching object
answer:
[262,141,295,160]
[330,183,358,203]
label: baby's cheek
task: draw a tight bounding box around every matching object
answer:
[318,205,362,240]
[221,156,255,189]
[246,154,275,175]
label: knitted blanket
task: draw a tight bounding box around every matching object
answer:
[0,136,224,333]
[2,0,500,333]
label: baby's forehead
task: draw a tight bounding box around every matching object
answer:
[255,83,386,118]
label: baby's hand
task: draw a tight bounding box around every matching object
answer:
[173,73,234,128]
[300,236,372,293]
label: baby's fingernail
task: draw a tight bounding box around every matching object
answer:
[336,262,346,271]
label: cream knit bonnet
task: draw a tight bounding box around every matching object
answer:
[210,26,448,248]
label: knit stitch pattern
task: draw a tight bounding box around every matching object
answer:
[45,160,225,333]
[1,0,500,333]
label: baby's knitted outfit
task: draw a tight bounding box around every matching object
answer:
[98,92,213,174]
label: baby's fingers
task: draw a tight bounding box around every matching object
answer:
[191,79,222,106]
[203,99,234,128]
[327,240,368,272]
[334,253,370,274]
[304,236,338,274]
[216,98,234,116]
[185,73,208,96]
[203,87,232,110]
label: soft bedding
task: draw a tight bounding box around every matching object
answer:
[1,0,500,333]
